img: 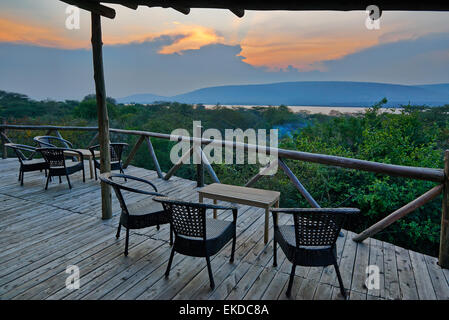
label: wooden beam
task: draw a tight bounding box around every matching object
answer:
[194,124,204,187]
[164,147,193,181]
[172,6,190,14]
[120,1,139,9]
[61,0,116,19]
[439,150,449,268]
[123,135,145,169]
[87,132,99,147]
[278,158,320,208]
[194,147,220,184]
[1,119,7,159]
[245,159,278,187]
[91,13,112,220]
[353,184,444,242]
[230,8,244,17]
[1,124,445,183]
[145,136,163,178]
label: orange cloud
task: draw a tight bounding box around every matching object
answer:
[0,18,86,49]
[240,35,378,71]
[103,25,225,54]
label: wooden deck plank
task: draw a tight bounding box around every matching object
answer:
[0,158,447,300]
[395,246,419,300]
[423,254,449,300]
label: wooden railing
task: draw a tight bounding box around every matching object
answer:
[1,122,448,268]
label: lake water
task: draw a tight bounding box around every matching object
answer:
[203,105,403,115]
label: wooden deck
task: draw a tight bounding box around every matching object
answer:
[0,158,448,300]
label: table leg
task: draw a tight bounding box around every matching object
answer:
[88,157,94,179]
[275,200,280,226]
[213,199,217,219]
[264,207,269,244]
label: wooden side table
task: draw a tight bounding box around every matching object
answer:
[198,183,280,244]
[64,149,100,179]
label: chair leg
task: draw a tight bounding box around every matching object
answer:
[230,231,236,263]
[18,169,21,181]
[286,263,296,297]
[165,246,175,278]
[59,175,62,183]
[156,224,160,230]
[45,174,51,190]
[169,225,173,246]
[120,166,127,182]
[206,255,215,289]
[116,223,121,239]
[82,167,85,182]
[334,261,347,299]
[20,171,24,186]
[66,174,72,189]
[273,238,277,267]
[94,167,98,180]
[124,228,129,256]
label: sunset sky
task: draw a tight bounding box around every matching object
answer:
[1,0,449,100]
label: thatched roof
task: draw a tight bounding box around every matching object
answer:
[60,0,449,19]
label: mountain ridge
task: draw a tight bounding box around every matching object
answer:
[116,81,449,107]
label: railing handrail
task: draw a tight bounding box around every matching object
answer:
[0,123,444,183]
[2,122,449,267]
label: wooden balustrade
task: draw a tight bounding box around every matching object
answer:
[0,122,448,268]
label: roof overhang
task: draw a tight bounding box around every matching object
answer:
[60,0,449,19]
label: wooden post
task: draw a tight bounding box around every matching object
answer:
[278,158,320,208]
[195,124,204,187]
[145,137,163,178]
[1,118,6,159]
[353,184,443,242]
[91,13,112,220]
[439,150,449,268]
[123,135,144,169]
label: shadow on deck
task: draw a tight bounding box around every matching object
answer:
[0,158,448,300]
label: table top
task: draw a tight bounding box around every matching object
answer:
[198,183,280,207]
[64,149,100,157]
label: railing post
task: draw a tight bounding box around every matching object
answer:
[91,12,112,220]
[439,150,449,268]
[195,124,204,188]
[1,118,6,159]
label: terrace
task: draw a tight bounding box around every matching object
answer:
[0,125,448,300]
[1,0,449,301]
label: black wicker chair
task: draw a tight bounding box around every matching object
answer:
[99,172,171,256]
[153,197,238,289]
[89,143,128,180]
[37,148,85,190]
[271,207,359,299]
[34,135,73,148]
[5,143,49,186]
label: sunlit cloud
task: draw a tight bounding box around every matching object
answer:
[240,35,377,71]
[0,17,86,49]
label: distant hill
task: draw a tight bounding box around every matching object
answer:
[116,81,449,107]
[116,93,168,104]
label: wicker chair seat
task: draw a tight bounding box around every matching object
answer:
[94,160,121,170]
[121,197,169,229]
[49,161,84,176]
[21,158,49,171]
[175,218,235,257]
[276,225,336,267]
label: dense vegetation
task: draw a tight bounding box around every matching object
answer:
[1,90,448,257]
